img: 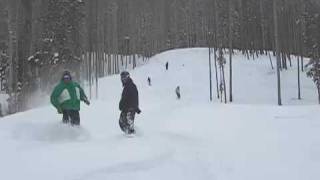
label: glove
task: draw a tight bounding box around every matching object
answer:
[57,107,63,114]
[84,99,90,105]
[136,108,141,114]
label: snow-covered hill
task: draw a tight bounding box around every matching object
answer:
[0,48,319,180]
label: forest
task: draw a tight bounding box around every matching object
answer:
[0,0,319,114]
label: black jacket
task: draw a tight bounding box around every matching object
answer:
[119,78,139,112]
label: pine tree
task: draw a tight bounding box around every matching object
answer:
[307,58,320,103]
[27,0,85,91]
[0,51,9,92]
[305,0,320,103]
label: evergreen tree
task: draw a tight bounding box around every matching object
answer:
[307,58,320,103]
[28,0,85,90]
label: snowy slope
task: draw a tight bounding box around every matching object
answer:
[0,48,319,180]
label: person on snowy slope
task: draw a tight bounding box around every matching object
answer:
[119,71,141,134]
[51,71,90,126]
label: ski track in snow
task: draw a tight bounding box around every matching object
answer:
[74,151,174,180]
[12,122,91,142]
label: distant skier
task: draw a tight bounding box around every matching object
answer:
[165,62,169,70]
[119,71,141,134]
[50,71,90,126]
[176,86,181,99]
[147,77,151,86]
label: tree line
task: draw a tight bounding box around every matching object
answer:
[0,0,319,114]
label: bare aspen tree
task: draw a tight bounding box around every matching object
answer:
[273,0,282,106]
[214,0,220,99]
[228,0,233,102]
[16,0,32,110]
[7,0,18,113]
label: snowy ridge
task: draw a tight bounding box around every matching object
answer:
[0,48,319,180]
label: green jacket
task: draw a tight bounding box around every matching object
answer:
[50,81,88,111]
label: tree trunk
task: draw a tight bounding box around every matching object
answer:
[259,0,266,54]
[297,56,301,100]
[16,0,32,110]
[318,86,320,104]
[214,47,219,99]
[208,46,212,101]
[7,0,18,113]
[228,0,233,102]
[273,0,282,106]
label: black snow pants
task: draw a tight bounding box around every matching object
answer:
[62,110,80,125]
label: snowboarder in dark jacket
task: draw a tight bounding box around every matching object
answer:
[119,71,141,134]
[176,86,181,99]
[147,77,151,86]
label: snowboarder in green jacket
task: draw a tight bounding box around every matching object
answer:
[50,71,90,125]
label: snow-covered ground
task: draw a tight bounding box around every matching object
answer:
[0,48,319,180]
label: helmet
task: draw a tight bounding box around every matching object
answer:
[120,71,130,83]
